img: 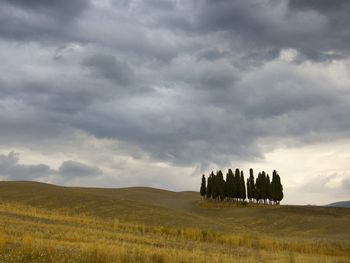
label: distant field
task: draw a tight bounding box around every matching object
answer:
[0,181,349,262]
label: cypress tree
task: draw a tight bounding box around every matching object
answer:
[261,171,267,204]
[200,174,206,198]
[266,174,271,204]
[240,171,246,201]
[216,170,225,201]
[234,169,240,201]
[247,179,251,202]
[275,171,284,204]
[224,171,229,199]
[212,171,218,200]
[226,169,235,201]
[271,170,277,204]
[238,171,242,200]
[255,172,262,203]
[206,171,214,199]
[248,168,255,203]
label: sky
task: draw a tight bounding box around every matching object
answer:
[0,0,350,205]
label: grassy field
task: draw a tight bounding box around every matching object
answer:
[0,181,349,262]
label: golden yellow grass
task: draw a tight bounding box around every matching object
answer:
[0,201,349,263]
[0,181,349,262]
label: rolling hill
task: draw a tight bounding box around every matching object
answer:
[327,201,350,208]
[0,181,349,262]
[0,181,349,237]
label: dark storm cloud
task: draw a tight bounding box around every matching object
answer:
[82,54,134,86]
[0,78,95,116]
[0,0,179,61]
[1,0,350,61]
[288,0,350,61]
[3,0,89,19]
[288,0,349,12]
[196,49,230,61]
[0,152,54,180]
[58,161,103,178]
[242,48,281,65]
[0,152,103,180]
[190,0,350,61]
[242,74,337,118]
[0,0,90,43]
[0,0,350,170]
[142,0,175,11]
[0,73,109,145]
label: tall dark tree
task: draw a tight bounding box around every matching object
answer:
[224,171,229,199]
[247,178,251,202]
[200,174,207,198]
[240,171,246,201]
[273,170,284,204]
[255,172,262,203]
[270,170,276,204]
[206,171,214,199]
[266,174,271,204]
[216,170,225,200]
[212,171,218,200]
[270,170,275,204]
[261,171,268,204]
[226,169,235,201]
[234,169,240,201]
[247,168,255,203]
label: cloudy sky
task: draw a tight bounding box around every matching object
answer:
[0,0,350,205]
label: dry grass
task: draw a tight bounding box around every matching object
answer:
[0,182,349,262]
[0,201,349,262]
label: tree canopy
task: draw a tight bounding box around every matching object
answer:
[201,168,284,205]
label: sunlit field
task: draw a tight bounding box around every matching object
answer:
[0,181,349,262]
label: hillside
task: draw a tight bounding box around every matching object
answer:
[0,181,349,238]
[0,181,349,262]
[0,181,203,228]
[327,201,350,208]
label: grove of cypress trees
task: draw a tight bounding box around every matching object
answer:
[200,168,283,205]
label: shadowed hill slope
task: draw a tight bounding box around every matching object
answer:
[327,201,350,208]
[0,181,349,240]
[0,181,205,228]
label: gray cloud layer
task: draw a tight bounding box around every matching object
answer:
[0,0,350,172]
[0,152,102,181]
[59,160,103,178]
[82,53,134,86]
[0,152,53,180]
